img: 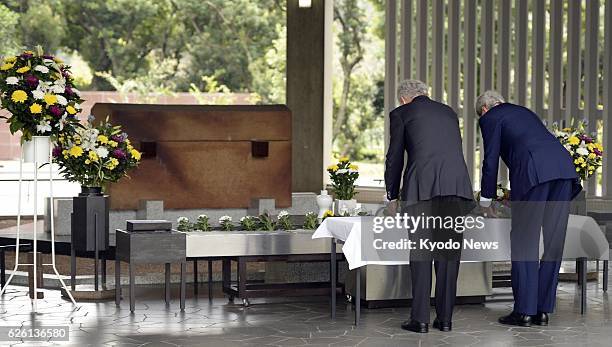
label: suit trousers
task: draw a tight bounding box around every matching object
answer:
[510,179,573,315]
[406,196,469,323]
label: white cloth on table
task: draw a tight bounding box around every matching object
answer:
[312,215,608,270]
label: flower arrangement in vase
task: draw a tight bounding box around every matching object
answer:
[219,216,233,231]
[303,212,319,230]
[553,120,603,181]
[53,115,141,192]
[0,47,82,143]
[240,216,258,231]
[277,210,293,230]
[327,157,359,215]
[177,217,193,232]
[195,215,211,232]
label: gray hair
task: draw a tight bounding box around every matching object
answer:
[475,90,505,116]
[397,79,429,103]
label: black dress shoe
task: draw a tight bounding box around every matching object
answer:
[432,318,452,331]
[401,320,429,333]
[498,312,532,327]
[531,312,549,326]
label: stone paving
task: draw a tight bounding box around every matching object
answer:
[0,277,610,346]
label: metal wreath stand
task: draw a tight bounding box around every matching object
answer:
[0,136,77,312]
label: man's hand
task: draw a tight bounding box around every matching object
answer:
[385,199,399,216]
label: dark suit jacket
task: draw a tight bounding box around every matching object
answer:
[479,103,582,201]
[385,96,474,202]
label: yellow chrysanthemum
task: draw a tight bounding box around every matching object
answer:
[105,158,119,170]
[66,105,77,115]
[62,150,68,156]
[568,136,580,146]
[16,66,30,74]
[88,151,99,163]
[29,103,42,114]
[339,156,349,162]
[11,90,27,103]
[596,143,603,151]
[130,149,141,160]
[323,210,334,218]
[85,159,91,165]
[0,63,14,71]
[327,164,339,172]
[23,50,33,55]
[349,164,359,170]
[97,135,109,144]
[588,153,596,160]
[69,146,84,158]
[3,56,16,63]
[43,93,57,105]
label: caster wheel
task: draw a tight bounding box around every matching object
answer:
[242,298,250,307]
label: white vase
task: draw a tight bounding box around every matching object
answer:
[335,199,357,216]
[22,136,52,164]
[316,190,333,219]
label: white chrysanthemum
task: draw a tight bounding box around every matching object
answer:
[240,216,247,222]
[72,88,81,96]
[32,89,44,99]
[177,217,189,223]
[219,215,232,222]
[278,210,289,218]
[56,95,67,106]
[34,65,49,73]
[576,147,589,156]
[336,169,348,174]
[51,84,65,94]
[198,214,208,219]
[5,76,18,85]
[496,188,505,198]
[96,146,109,158]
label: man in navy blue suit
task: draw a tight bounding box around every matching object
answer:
[476,90,582,327]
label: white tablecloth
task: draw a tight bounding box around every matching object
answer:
[312,215,609,270]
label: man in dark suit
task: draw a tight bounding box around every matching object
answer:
[385,79,474,333]
[476,90,582,327]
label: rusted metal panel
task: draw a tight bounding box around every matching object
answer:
[91,104,292,210]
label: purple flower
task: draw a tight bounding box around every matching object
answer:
[49,105,63,117]
[579,134,593,144]
[65,87,74,96]
[25,75,38,88]
[594,148,603,156]
[52,146,62,158]
[20,52,33,58]
[43,55,54,59]
[111,135,124,143]
[112,149,126,159]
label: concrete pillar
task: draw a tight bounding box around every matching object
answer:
[287,0,332,193]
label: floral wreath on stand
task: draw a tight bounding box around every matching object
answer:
[0,47,83,141]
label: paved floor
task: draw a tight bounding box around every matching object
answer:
[0,278,609,346]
